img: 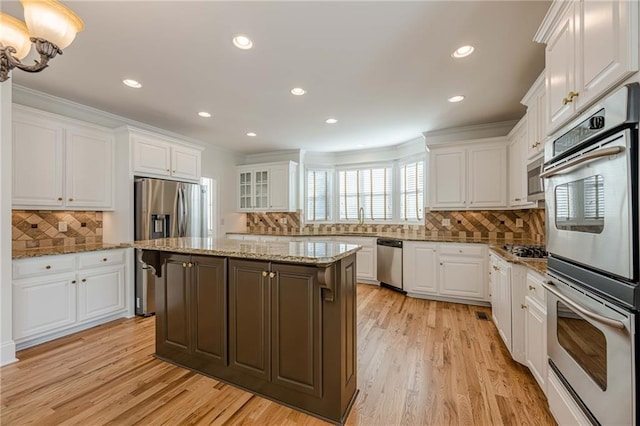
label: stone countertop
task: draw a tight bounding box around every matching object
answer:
[12,243,128,260]
[489,245,547,275]
[227,231,539,245]
[132,237,361,267]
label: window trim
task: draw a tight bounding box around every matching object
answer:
[397,155,426,224]
[305,167,334,223]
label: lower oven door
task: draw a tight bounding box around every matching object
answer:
[545,275,636,425]
[544,129,636,281]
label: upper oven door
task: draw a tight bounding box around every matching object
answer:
[544,129,634,281]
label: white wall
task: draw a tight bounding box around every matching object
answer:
[1,82,17,365]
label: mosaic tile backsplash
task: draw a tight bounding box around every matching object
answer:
[246,209,546,243]
[12,210,103,250]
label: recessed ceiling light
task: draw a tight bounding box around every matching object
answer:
[448,95,465,103]
[233,35,253,50]
[325,118,338,124]
[198,111,212,118]
[452,45,475,58]
[247,132,257,137]
[290,87,306,96]
[123,79,142,88]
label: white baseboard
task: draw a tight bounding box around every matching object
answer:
[0,340,17,366]
[405,292,491,307]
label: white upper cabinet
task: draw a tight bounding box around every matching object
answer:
[507,118,537,208]
[537,0,638,133]
[12,106,114,210]
[131,131,202,182]
[428,140,507,210]
[521,71,547,159]
[236,161,298,212]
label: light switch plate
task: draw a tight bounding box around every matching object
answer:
[441,218,451,226]
[516,218,524,227]
[58,222,68,232]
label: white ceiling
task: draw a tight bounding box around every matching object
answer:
[2,1,550,154]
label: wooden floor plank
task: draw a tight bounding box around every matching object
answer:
[1,284,556,425]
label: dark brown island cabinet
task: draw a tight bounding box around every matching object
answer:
[141,250,358,424]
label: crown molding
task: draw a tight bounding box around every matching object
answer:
[422,120,518,145]
[534,0,572,44]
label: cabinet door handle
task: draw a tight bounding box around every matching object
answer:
[515,198,521,201]
[187,262,193,268]
[262,271,268,277]
[182,262,187,268]
[71,280,76,284]
[45,265,51,270]
[57,197,63,201]
[68,198,74,202]
[173,170,176,173]
[562,97,571,105]
[103,258,108,262]
[568,91,579,101]
[521,304,528,309]
[439,262,443,266]
[166,169,170,172]
[269,272,276,278]
[529,285,536,291]
[81,278,87,283]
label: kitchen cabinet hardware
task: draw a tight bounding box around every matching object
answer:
[68,198,73,202]
[187,262,193,268]
[262,271,268,277]
[45,265,51,269]
[81,278,87,282]
[529,285,536,291]
[521,304,528,309]
[269,272,276,278]
[103,258,107,262]
[57,197,63,201]
[562,97,571,105]
[172,170,176,173]
[567,91,579,101]
[515,198,521,202]
[182,262,187,268]
[71,280,76,284]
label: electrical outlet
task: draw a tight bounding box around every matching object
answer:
[58,222,68,232]
[516,218,524,228]
[441,218,451,226]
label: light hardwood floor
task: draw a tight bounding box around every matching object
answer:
[1,284,556,425]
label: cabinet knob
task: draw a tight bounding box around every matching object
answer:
[521,304,528,309]
[269,272,276,278]
[187,262,193,268]
[439,262,443,266]
[458,250,462,253]
[562,97,570,105]
[71,280,76,284]
[166,169,170,172]
[492,265,499,271]
[173,170,176,173]
[103,258,108,262]
[515,198,521,201]
[57,197,63,201]
[182,262,187,268]
[81,278,87,283]
[568,91,579,101]
[45,265,51,269]
[262,271,268,277]
[68,198,74,202]
[529,285,536,291]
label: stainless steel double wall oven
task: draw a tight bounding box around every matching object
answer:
[542,83,639,425]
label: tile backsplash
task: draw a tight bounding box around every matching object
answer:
[12,210,103,250]
[246,209,546,243]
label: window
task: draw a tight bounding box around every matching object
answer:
[306,169,332,221]
[399,160,424,221]
[339,167,392,221]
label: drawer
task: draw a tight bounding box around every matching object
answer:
[13,255,76,279]
[439,243,485,258]
[77,249,126,270]
[526,271,546,304]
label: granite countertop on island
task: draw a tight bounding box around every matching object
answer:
[12,242,128,260]
[133,237,362,266]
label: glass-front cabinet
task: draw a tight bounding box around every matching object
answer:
[236,161,298,212]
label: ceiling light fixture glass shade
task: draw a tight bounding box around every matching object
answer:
[452,45,474,58]
[448,95,465,103]
[0,13,31,60]
[0,0,84,82]
[232,35,253,50]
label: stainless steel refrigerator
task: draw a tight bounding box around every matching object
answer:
[134,177,207,316]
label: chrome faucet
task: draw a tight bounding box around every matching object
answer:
[357,207,365,226]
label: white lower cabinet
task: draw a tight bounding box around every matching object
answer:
[524,271,547,393]
[404,242,488,304]
[12,249,129,349]
[490,254,512,351]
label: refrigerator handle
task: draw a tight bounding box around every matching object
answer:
[177,184,185,237]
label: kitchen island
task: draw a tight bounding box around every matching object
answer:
[134,237,360,424]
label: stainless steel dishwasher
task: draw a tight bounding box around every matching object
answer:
[376,238,403,292]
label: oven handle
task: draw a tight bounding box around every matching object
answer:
[542,280,626,329]
[540,146,625,179]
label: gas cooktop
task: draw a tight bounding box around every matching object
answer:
[503,244,548,259]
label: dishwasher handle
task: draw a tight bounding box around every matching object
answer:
[377,239,403,249]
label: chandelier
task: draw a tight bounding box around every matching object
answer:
[0,0,84,82]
